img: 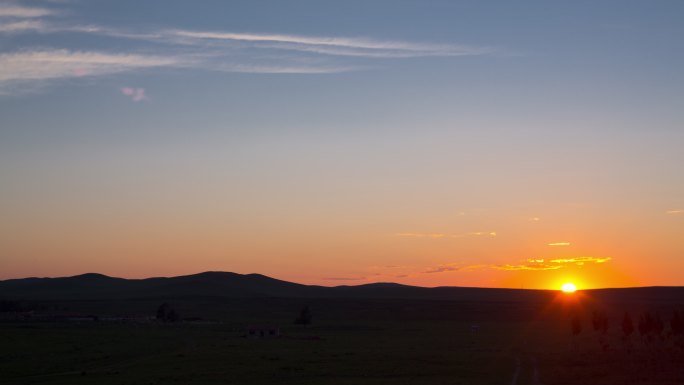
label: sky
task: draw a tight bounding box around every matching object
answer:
[1,0,683,289]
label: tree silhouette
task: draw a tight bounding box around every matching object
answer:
[592,310,609,334]
[572,314,582,336]
[592,310,610,351]
[156,302,180,323]
[294,305,312,326]
[653,312,664,340]
[639,311,654,343]
[622,312,635,352]
[622,312,634,338]
[570,314,582,351]
[672,309,684,351]
[167,309,179,322]
[671,309,683,336]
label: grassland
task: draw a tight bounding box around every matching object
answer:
[1,295,682,384]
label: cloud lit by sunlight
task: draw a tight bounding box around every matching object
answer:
[421,256,612,275]
[549,257,611,264]
[0,4,55,18]
[395,231,496,239]
[423,265,461,274]
[120,87,147,102]
[494,263,563,271]
[0,50,180,90]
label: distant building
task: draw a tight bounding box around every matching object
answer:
[247,325,280,338]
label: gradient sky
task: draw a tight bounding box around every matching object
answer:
[1,0,683,289]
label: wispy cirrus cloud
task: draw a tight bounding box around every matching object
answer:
[422,256,612,274]
[666,209,684,215]
[395,231,496,239]
[323,276,366,281]
[0,19,46,33]
[396,233,448,239]
[548,242,570,247]
[0,21,489,60]
[0,4,55,18]
[548,257,611,265]
[211,62,362,74]
[423,264,461,274]
[162,30,491,59]
[0,49,182,91]
[494,263,562,271]
[0,3,496,91]
[0,19,106,34]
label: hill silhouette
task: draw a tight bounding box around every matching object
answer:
[0,272,682,303]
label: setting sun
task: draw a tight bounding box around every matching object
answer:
[561,283,577,293]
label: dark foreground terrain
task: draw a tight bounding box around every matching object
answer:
[1,272,683,385]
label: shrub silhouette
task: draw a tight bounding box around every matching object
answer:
[622,312,634,337]
[571,314,582,336]
[639,311,654,340]
[671,309,683,335]
[294,305,312,325]
[156,302,180,323]
[592,310,609,334]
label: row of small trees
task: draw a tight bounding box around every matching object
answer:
[156,302,180,322]
[570,309,684,348]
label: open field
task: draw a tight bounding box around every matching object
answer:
[2,294,683,385]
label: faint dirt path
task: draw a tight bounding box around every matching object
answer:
[531,356,544,385]
[510,354,544,385]
[510,356,522,385]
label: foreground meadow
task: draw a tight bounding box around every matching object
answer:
[1,297,682,384]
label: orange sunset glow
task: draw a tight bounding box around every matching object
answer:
[0,1,683,292]
[0,197,675,289]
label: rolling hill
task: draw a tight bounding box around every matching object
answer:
[1,272,682,304]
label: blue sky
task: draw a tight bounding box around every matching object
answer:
[1,1,683,287]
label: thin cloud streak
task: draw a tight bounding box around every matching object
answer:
[548,242,570,246]
[0,18,492,59]
[666,209,684,215]
[0,19,46,33]
[0,48,361,93]
[323,276,366,281]
[0,49,180,88]
[549,257,612,264]
[165,29,491,58]
[422,256,612,274]
[494,264,562,271]
[213,63,362,74]
[396,233,447,239]
[0,20,111,35]
[0,4,54,18]
[0,10,495,91]
[395,231,496,239]
[423,265,460,274]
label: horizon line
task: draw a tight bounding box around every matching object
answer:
[1,270,680,291]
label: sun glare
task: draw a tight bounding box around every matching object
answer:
[561,283,577,293]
